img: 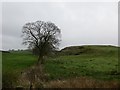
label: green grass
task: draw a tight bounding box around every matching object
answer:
[3,51,37,72]
[45,54,119,81]
[2,45,120,88]
[2,51,37,88]
[44,45,119,81]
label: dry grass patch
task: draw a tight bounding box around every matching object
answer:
[18,65,48,88]
[45,77,119,88]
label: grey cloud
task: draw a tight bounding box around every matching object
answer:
[2,2,118,50]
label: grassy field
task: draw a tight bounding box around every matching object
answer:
[2,51,37,88]
[2,45,120,88]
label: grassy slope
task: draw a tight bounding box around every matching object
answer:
[45,45,119,81]
[45,55,119,80]
[2,45,120,87]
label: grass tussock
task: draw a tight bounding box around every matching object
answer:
[18,65,48,88]
[45,77,119,88]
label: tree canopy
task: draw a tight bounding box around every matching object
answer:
[22,20,61,64]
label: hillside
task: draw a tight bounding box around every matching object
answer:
[59,45,118,56]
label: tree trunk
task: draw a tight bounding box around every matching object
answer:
[30,84,32,90]
[38,55,44,65]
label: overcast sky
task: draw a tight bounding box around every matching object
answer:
[2,2,118,50]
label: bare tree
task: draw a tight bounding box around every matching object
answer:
[22,21,61,64]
